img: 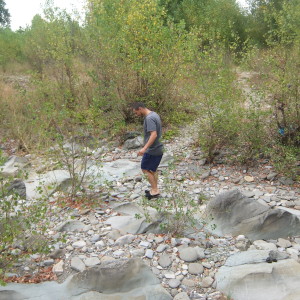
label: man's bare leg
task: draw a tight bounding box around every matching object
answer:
[142,169,160,195]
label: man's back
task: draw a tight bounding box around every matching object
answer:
[143,111,163,156]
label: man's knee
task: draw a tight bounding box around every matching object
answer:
[142,169,154,175]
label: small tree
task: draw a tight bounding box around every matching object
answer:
[0,0,10,28]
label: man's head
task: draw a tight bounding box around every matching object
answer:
[131,102,147,116]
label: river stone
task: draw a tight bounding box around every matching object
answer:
[7,179,26,199]
[206,189,300,240]
[277,238,292,248]
[145,249,154,259]
[123,136,143,150]
[158,255,172,268]
[105,215,152,235]
[179,247,199,262]
[86,159,141,184]
[216,259,300,300]
[224,250,288,267]
[182,278,195,288]
[71,257,86,272]
[157,244,168,253]
[201,276,214,288]
[67,258,172,299]
[50,249,65,259]
[56,220,88,232]
[52,260,64,274]
[253,240,277,251]
[115,234,136,246]
[188,263,204,275]
[0,155,29,177]
[25,170,71,200]
[244,176,254,182]
[168,279,181,288]
[174,292,190,300]
[72,241,86,249]
[84,257,100,267]
[0,258,172,300]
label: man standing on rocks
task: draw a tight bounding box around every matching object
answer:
[132,102,163,199]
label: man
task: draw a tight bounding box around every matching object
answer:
[132,102,163,199]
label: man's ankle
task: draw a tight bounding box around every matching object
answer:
[151,189,159,195]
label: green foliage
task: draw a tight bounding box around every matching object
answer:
[0,0,10,27]
[160,0,248,51]
[87,0,188,121]
[0,153,50,283]
[187,38,243,162]
[141,164,200,235]
[0,28,24,71]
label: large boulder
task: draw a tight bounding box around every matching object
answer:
[0,258,171,300]
[85,159,141,184]
[123,136,143,150]
[205,189,300,240]
[0,156,30,177]
[25,170,71,200]
[216,251,300,300]
[7,179,26,199]
[105,202,164,234]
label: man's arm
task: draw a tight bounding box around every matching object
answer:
[138,131,157,156]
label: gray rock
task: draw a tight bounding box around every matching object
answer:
[174,292,190,300]
[106,230,121,240]
[267,172,278,181]
[224,250,288,267]
[131,249,145,257]
[277,238,292,248]
[168,279,181,288]
[253,240,277,251]
[145,249,154,259]
[90,234,101,243]
[83,257,100,267]
[181,278,195,287]
[115,234,136,246]
[0,156,29,177]
[195,246,205,259]
[49,249,65,259]
[188,263,204,275]
[279,177,294,185]
[25,170,71,200]
[68,258,172,299]
[157,244,168,253]
[53,260,64,275]
[159,255,172,268]
[140,241,151,248]
[71,257,86,272]
[72,241,86,249]
[123,136,143,150]
[179,247,199,262]
[0,258,172,300]
[216,259,300,300]
[56,220,89,232]
[201,276,214,288]
[7,179,26,199]
[43,259,54,266]
[206,189,300,240]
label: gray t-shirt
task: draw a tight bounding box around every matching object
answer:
[143,111,163,156]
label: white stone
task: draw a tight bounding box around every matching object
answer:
[253,240,277,251]
[52,260,64,274]
[72,241,86,249]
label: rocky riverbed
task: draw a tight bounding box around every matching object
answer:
[1,118,300,300]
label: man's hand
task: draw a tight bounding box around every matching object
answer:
[138,131,157,156]
[138,147,146,156]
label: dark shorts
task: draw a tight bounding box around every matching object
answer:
[141,153,163,172]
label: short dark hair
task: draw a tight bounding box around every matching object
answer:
[131,102,146,110]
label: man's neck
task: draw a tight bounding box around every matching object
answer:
[144,108,152,116]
